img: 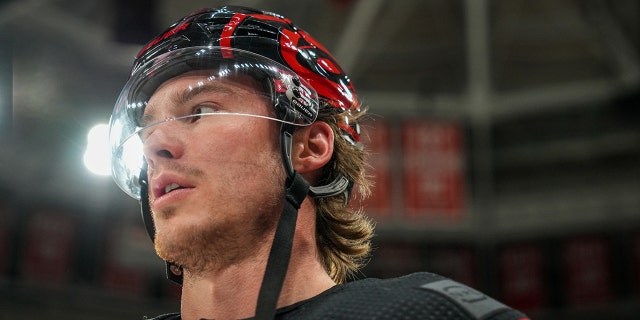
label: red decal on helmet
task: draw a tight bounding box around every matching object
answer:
[273,79,287,93]
[220,13,290,59]
[317,58,341,75]
[278,28,356,111]
[137,21,191,59]
[220,13,248,58]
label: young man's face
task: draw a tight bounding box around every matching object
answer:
[140,71,286,272]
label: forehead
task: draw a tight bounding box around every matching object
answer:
[143,71,270,117]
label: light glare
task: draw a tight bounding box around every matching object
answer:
[84,123,111,176]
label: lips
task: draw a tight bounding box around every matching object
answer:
[150,174,195,210]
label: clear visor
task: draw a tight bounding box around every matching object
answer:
[109,47,319,199]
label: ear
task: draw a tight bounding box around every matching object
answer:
[291,121,334,176]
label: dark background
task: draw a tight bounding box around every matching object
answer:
[0,0,639,319]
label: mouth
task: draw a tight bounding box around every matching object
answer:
[163,183,185,195]
[154,182,190,199]
[150,176,195,207]
[150,181,194,211]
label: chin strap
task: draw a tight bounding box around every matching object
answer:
[254,170,308,320]
[139,163,154,241]
[253,125,307,320]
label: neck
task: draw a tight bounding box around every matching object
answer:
[179,199,335,320]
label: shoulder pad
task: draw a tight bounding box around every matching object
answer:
[420,279,520,320]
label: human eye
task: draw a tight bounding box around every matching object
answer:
[189,104,219,123]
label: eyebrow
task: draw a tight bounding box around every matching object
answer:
[139,82,235,127]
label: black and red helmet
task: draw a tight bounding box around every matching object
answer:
[110,6,362,199]
[133,6,359,114]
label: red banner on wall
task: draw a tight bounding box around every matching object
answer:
[21,211,76,283]
[499,243,545,311]
[562,236,612,307]
[401,120,466,222]
[354,119,392,221]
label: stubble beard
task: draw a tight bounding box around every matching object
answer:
[152,156,284,274]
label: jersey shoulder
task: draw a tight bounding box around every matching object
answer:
[279,272,529,320]
[406,273,529,320]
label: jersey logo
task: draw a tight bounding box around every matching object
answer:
[420,279,509,319]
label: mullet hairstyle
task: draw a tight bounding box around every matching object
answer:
[313,102,375,284]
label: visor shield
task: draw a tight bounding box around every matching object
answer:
[109,46,320,199]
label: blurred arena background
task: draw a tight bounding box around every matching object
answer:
[0,0,639,319]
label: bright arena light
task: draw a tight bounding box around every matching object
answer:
[83,123,111,176]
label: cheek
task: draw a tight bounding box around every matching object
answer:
[199,118,279,157]
[193,120,283,182]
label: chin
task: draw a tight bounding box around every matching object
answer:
[153,214,226,271]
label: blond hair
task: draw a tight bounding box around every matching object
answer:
[314,103,375,283]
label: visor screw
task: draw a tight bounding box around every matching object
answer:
[292,87,301,98]
[169,264,183,276]
[292,76,301,86]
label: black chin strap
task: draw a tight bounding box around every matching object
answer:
[253,126,307,320]
[254,170,309,320]
[139,163,154,241]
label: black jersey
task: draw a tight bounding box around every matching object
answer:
[145,272,529,320]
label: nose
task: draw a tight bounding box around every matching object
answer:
[142,122,184,171]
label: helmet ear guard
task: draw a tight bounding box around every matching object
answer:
[279,123,354,201]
